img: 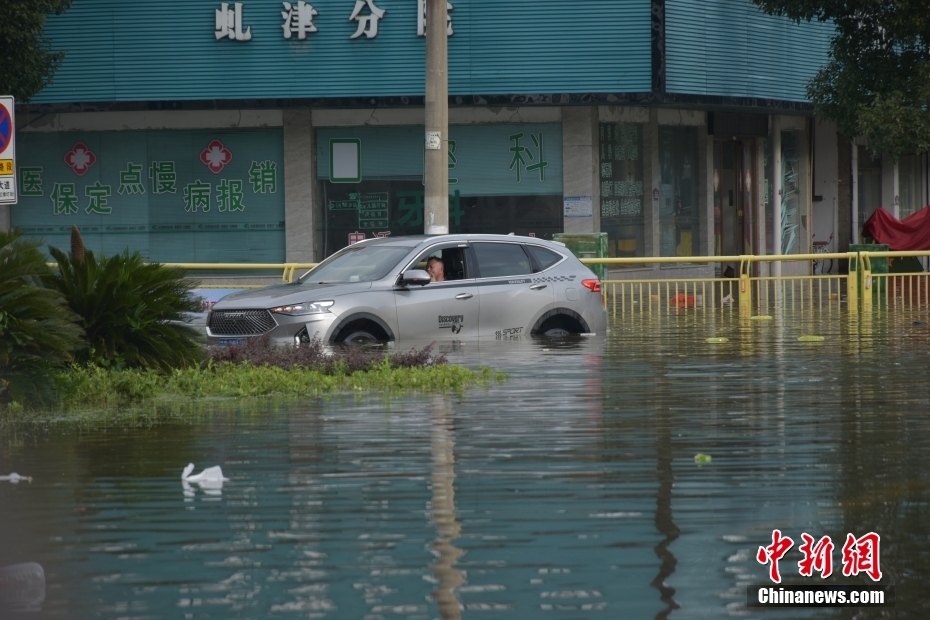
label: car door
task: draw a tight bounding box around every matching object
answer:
[394,243,479,340]
[471,241,554,339]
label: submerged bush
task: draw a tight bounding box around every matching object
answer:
[44,230,204,371]
[208,334,446,374]
[0,230,84,405]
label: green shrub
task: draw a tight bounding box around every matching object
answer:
[0,230,84,405]
[44,244,205,371]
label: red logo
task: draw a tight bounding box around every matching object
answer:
[64,142,97,176]
[200,140,233,173]
[348,231,366,245]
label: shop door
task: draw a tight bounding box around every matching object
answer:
[714,140,756,267]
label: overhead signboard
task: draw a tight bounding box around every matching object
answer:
[0,96,15,204]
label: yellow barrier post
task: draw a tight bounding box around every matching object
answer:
[860,253,872,314]
[846,252,858,315]
[738,256,752,315]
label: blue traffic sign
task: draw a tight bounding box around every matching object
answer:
[0,103,11,153]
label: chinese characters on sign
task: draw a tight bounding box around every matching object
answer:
[509,132,548,182]
[216,1,253,41]
[418,0,454,36]
[357,192,389,229]
[37,140,277,218]
[349,0,385,39]
[282,1,318,40]
[217,0,452,41]
[757,530,882,583]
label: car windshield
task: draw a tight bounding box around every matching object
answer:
[297,245,412,284]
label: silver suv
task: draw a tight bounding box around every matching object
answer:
[206,234,607,345]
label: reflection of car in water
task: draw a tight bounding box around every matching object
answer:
[206,234,607,346]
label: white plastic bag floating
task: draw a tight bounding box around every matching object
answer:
[181,463,228,497]
[0,473,32,484]
[0,562,46,612]
[181,463,228,483]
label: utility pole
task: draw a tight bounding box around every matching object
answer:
[423,0,448,234]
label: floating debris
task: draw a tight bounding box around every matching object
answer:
[798,336,825,342]
[0,473,32,484]
[182,464,228,483]
[706,337,729,343]
[694,454,713,464]
[750,315,773,320]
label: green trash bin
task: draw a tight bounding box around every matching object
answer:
[850,243,888,303]
[552,233,608,280]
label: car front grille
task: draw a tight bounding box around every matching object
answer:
[208,309,277,335]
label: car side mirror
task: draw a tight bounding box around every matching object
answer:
[400,269,432,286]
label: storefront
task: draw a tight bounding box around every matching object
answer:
[316,122,562,254]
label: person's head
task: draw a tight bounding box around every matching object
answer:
[426,257,445,282]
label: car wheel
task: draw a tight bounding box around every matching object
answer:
[339,329,381,346]
[542,327,571,337]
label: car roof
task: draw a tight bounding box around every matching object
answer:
[353,233,566,251]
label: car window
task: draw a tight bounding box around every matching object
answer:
[409,246,467,282]
[298,245,411,284]
[472,242,532,278]
[526,245,563,271]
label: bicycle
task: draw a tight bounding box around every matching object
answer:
[812,233,834,275]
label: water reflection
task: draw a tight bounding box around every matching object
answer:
[429,396,464,619]
[1,309,930,617]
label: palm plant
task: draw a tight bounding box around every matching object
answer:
[0,230,84,405]
[45,230,205,371]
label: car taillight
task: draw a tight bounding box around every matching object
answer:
[581,279,601,293]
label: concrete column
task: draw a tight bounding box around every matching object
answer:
[800,121,812,256]
[882,153,899,218]
[0,204,9,232]
[561,106,599,234]
[755,137,766,272]
[698,127,712,256]
[771,116,782,276]
[851,142,859,245]
[836,132,852,253]
[283,109,316,262]
[643,109,660,256]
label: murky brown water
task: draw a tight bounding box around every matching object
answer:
[1,308,929,619]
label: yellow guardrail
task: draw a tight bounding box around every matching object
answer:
[581,253,858,316]
[859,251,930,311]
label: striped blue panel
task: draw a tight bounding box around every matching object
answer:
[665,0,834,101]
[33,0,651,103]
[12,129,285,262]
[317,123,563,196]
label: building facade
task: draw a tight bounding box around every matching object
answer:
[8,0,887,279]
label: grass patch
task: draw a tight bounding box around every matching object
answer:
[0,339,507,427]
[52,359,503,410]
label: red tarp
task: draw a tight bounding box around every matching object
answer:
[862,206,930,250]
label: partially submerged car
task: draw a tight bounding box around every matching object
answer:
[206,234,607,346]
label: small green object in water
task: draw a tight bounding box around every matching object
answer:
[705,337,729,343]
[798,335,825,342]
[694,453,713,463]
[750,315,773,320]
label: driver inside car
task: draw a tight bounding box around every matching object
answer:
[426,256,445,282]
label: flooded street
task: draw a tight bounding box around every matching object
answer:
[2,309,930,619]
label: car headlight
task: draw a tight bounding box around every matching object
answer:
[270,300,334,316]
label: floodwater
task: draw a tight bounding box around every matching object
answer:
[1,308,930,619]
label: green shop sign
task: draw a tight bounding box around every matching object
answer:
[12,129,284,263]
